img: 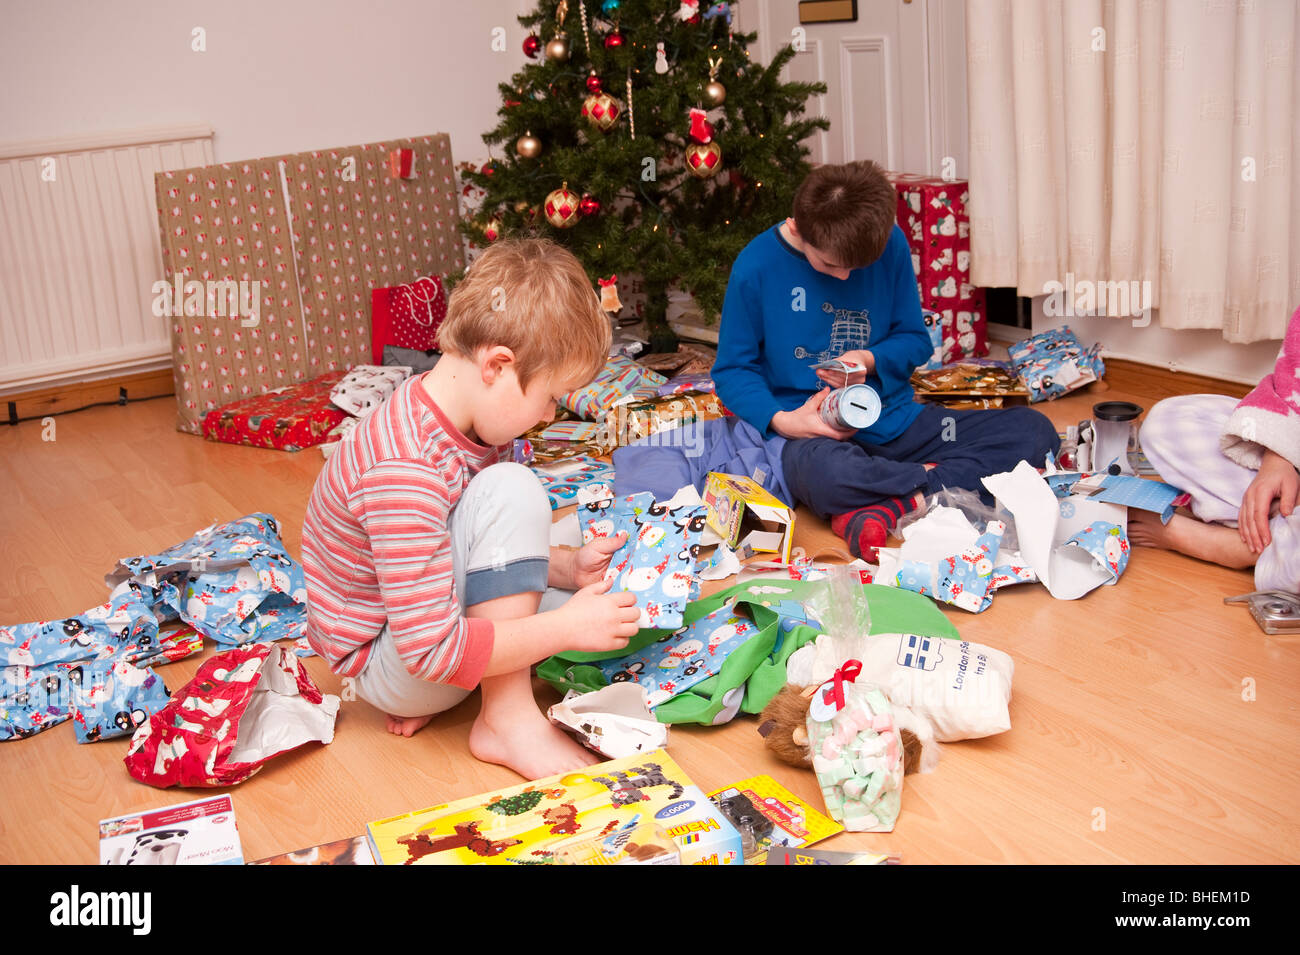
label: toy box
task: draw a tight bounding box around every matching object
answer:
[366,749,742,865]
[99,795,244,865]
[708,774,843,864]
[703,472,796,565]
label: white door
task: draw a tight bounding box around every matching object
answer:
[734,0,967,177]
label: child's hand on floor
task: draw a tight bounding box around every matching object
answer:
[771,388,859,441]
[571,531,628,589]
[1240,449,1300,552]
[558,577,641,652]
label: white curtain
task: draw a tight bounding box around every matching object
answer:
[966,0,1299,343]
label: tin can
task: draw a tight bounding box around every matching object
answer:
[819,383,881,431]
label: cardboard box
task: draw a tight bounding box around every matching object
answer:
[703,473,796,564]
[99,795,244,865]
[366,749,742,865]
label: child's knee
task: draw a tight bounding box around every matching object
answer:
[1005,406,1060,457]
[464,462,550,520]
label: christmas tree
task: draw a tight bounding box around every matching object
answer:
[460,0,829,351]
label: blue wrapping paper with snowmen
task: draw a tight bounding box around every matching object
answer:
[1007,325,1105,402]
[895,521,1006,614]
[105,512,309,647]
[579,491,706,630]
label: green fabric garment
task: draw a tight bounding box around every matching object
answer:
[537,578,960,727]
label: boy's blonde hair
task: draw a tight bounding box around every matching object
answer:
[437,237,610,391]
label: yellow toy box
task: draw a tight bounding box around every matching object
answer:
[703,472,797,565]
[366,749,742,865]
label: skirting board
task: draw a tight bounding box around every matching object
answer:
[3,369,175,424]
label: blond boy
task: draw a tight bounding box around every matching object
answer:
[302,238,639,779]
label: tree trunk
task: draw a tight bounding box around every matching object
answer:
[642,277,679,353]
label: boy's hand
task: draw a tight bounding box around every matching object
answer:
[557,578,641,652]
[1240,450,1299,552]
[571,531,628,589]
[814,350,875,387]
[771,388,858,441]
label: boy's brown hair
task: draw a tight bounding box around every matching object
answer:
[437,237,610,391]
[791,161,897,270]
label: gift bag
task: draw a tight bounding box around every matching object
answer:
[370,276,447,363]
[125,643,339,788]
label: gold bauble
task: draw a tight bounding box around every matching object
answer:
[704,80,727,107]
[515,132,542,159]
[685,141,723,178]
[581,91,621,132]
[545,33,570,62]
[544,182,580,228]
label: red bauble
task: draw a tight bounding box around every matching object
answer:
[481,161,498,176]
[586,73,603,93]
[604,30,625,48]
[523,34,541,58]
[579,194,601,217]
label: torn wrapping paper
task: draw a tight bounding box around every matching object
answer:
[66,657,171,744]
[982,461,1129,600]
[895,521,1005,613]
[603,391,727,450]
[579,490,706,629]
[1007,325,1105,402]
[125,642,339,789]
[105,512,309,647]
[547,683,668,758]
[1074,473,1183,524]
[590,602,759,707]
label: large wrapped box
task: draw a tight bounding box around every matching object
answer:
[366,749,742,865]
[156,134,464,434]
[886,172,987,362]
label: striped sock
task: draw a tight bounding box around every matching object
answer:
[830,492,924,563]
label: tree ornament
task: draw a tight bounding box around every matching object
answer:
[515,132,542,159]
[586,72,603,93]
[704,56,726,106]
[688,107,714,144]
[544,182,580,228]
[581,91,621,132]
[655,42,669,74]
[598,275,622,312]
[546,32,571,61]
[481,160,498,176]
[523,34,541,58]
[604,28,625,48]
[601,0,621,12]
[579,194,601,217]
[686,141,723,178]
[483,217,502,242]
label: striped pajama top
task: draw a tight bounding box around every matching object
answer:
[301,372,508,689]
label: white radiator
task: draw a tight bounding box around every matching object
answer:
[0,125,215,394]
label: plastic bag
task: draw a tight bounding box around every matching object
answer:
[896,486,1021,556]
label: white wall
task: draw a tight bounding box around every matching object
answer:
[0,0,529,166]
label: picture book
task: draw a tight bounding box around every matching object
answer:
[250,834,374,865]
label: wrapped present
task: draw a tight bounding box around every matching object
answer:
[533,455,616,510]
[656,373,716,397]
[1006,325,1105,402]
[886,172,987,362]
[329,364,412,418]
[604,391,727,450]
[559,356,667,421]
[202,370,348,451]
[124,642,339,789]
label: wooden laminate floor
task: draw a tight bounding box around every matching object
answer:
[1,368,1295,865]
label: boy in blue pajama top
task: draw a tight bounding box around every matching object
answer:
[712,161,1059,560]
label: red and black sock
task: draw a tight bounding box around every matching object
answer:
[830,492,925,563]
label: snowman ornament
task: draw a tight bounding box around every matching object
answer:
[655,42,669,74]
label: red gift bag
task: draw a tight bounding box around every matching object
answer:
[370,275,447,363]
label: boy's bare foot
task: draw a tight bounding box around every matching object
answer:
[386,713,434,737]
[468,706,596,779]
[1128,510,1256,569]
